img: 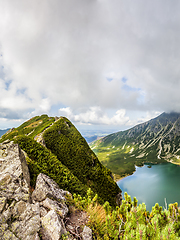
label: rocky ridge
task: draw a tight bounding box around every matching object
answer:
[0,115,121,207]
[90,112,180,178]
[93,112,180,163]
[0,140,92,240]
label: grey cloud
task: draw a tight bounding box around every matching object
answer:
[0,0,180,126]
[0,107,32,120]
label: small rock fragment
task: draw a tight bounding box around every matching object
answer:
[81,225,92,240]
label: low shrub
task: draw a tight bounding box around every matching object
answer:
[15,135,88,196]
[43,117,120,206]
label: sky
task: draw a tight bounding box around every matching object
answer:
[0,0,180,134]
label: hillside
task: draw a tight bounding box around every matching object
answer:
[90,112,180,178]
[1,140,180,239]
[0,114,121,206]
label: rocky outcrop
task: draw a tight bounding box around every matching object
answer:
[81,226,92,240]
[0,140,30,202]
[0,141,92,240]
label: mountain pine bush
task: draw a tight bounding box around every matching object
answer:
[69,190,180,239]
[43,117,120,206]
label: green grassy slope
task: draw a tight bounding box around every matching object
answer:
[90,112,180,179]
[0,114,55,142]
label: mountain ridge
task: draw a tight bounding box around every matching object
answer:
[0,114,121,206]
[90,112,180,178]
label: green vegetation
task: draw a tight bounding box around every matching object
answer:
[43,117,120,206]
[68,189,180,239]
[0,114,55,142]
[91,140,166,179]
[0,114,120,206]
[15,136,88,196]
[1,113,180,238]
[91,112,180,179]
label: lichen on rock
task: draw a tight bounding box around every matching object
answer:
[0,141,92,240]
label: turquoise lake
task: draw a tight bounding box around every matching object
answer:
[117,163,180,211]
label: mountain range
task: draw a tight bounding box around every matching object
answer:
[90,112,180,179]
[0,128,10,137]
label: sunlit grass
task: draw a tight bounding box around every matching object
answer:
[90,141,167,179]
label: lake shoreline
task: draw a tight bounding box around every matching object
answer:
[115,173,132,183]
[115,160,180,183]
[117,161,180,211]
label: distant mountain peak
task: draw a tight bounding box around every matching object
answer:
[0,128,10,138]
[91,112,180,178]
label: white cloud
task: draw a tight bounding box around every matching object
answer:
[59,107,162,128]
[0,0,179,128]
[59,107,131,126]
[136,111,162,125]
[29,98,51,117]
[0,117,24,129]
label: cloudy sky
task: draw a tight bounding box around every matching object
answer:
[0,0,180,133]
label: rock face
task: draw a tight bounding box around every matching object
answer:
[32,173,69,204]
[0,140,30,203]
[0,141,92,240]
[0,140,34,239]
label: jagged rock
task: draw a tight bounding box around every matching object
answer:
[0,197,6,213]
[41,210,65,240]
[40,206,48,218]
[0,141,92,240]
[2,200,16,222]
[0,141,30,202]
[0,142,41,239]
[41,197,68,218]
[0,212,17,239]
[12,201,40,222]
[32,173,70,202]
[0,141,30,186]
[11,213,41,240]
[81,225,92,240]
[3,200,41,239]
[34,132,46,147]
[0,225,19,240]
[12,200,27,218]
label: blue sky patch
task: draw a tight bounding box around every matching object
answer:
[16,88,26,95]
[5,80,12,91]
[137,93,145,105]
[122,84,141,92]
[50,103,66,115]
[107,77,113,82]
[122,77,127,83]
